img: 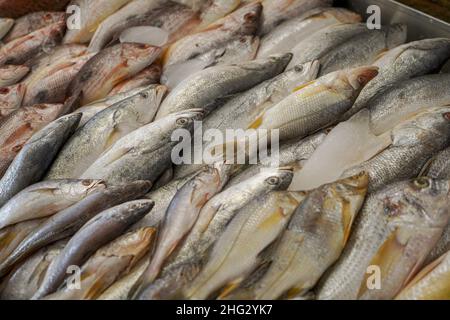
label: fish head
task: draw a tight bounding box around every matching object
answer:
[330,66,379,99]
[121,43,162,75]
[124,200,156,221]
[211,161,234,189]
[386,23,408,49]
[259,167,294,191]
[285,60,320,91]
[0,65,30,83]
[80,179,107,196]
[172,108,205,129]
[0,83,26,104]
[230,2,262,35]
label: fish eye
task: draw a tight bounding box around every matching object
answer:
[294,65,303,72]
[413,177,430,189]
[82,179,93,186]
[357,75,366,84]
[266,176,280,185]
[443,112,450,121]
[176,117,189,126]
[140,92,149,99]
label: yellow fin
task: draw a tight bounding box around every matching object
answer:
[292,80,315,92]
[248,114,263,129]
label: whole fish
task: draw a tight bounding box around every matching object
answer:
[316,177,450,300]
[185,188,305,300]
[0,0,69,18]
[344,38,450,119]
[0,218,45,266]
[23,53,95,105]
[0,18,13,40]
[227,173,369,300]
[46,85,167,180]
[137,163,231,288]
[33,200,154,299]
[0,179,106,230]
[67,43,161,105]
[98,256,150,300]
[0,181,152,278]
[108,64,162,96]
[396,250,450,300]
[0,240,67,300]
[257,7,361,58]
[0,21,66,66]
[0,103,64,177]
[43,227,156,300]
[162,2,261,68]
[63,0,133,44]
[366,74,450,135]
[0,83,25,119]
[0,65,29,87]
[259,0,332,35]
[3,12,66,43]
[164,167,295,274]
[81,109,204,185]
[246,66,378,142]
[0,113,80,207]
[156,53,292,119]
[286,23,379,70]
[197,0,241,29]
[173,60,320,179]
[342,106,450,192]
[318,24,407,75]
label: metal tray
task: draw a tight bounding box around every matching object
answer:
[336,0,450,40]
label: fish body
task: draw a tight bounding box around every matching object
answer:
[0,181,152,278]
[0,65,29,87]
[257,7,361,58]
[81,109,204,185]
[316,177,450,300]
[33,200,154,299]
[0,103,64,178]
[0,0,69,18]
[156,53,292,119]
[197,0,241,29]
[67,43,161,105]
[46,85,167,179]
[108,64,162,96]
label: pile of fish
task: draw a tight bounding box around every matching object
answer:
[0,0,450,300]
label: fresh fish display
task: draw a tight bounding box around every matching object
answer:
[46,85,167,179]
[0,1,448,301]
[316,177,450,300]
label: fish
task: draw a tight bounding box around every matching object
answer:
[226,173,369,300]
[81,109,204,185]
[197,0,241,29]
[46,85,167,180]
[163,167,296,274]
[317,24,407,75]
[0,240,67,300]
[286,23,378,70]
[367,73,450,135]
[108,64,162,96]
[0,65,30,87]
[0,21,66,66]
[3,12,66,43]
[155,53,292,119]
[66,43,161,105]
[137,163,232,289]
[0,0,69,19]
[0,218,45,266]
[173,60,320,180]
[259,0,332,35]
[0,181,152,278]
[316,177,450,300]
[63,0,133,44]
[245,66,378,143]
[98,256,150,300]
[0,113,80,207]
[0,18,14,40]
[0,103,64,177]
[344,38,450,119]
[257,7,361,58]
[395,250,450,300]
[43,227,156,300]
[137,260,202,300]
[0,179,106,230]
[162,2,261,68]
[23,53,96,105]
[24,44,88,71]
[0,83,26,119]
[342,106,450,192]
[185,187,306,300]
[33,200,154,299]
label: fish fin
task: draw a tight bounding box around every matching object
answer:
[292,80,315,92]
[247,114,263,129]
[217,278,244,300]
[63,91,83,114]
[400,254,446,293]
[357,229,406,298]
[101,146,134,167]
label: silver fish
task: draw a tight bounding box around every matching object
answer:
[316,177,450,300]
